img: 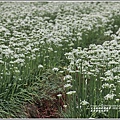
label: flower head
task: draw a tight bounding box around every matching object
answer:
[66,91,76,95]
[57,94,62,97]
[52,67,59,72]
[81,100,89,105]
[38,64,43,68]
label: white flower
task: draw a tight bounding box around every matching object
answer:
[104,94,115,100]
[63,75,72,81]
[57,94,62,97]
[110,84,115,88]
[52,67,59,72]
[0,60,4,64]
[48,47,53,52]
[108,60,119,65]
[14,58,24,63]
[69,70,76,73]
[76,105,81,109]
[67,80,71,83]
[0,26,8,32]
[66,91,76,95]
[38,64,43,68]
[104,30,113,36]
[59,71,64,73]
[64,84,72,88]
[102,83,110,88]
[15,70,20,73]
[81,100,89,105]
[63,105,67,108]
[116,99,119,102]
[105,70,113,77]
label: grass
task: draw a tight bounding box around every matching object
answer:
[0,1,120,118]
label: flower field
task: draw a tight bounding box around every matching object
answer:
[0,1,120,118]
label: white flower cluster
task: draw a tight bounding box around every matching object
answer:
[65,34,120,103]
[104,93,115,100]
[52,67,59,72]
[0,2,119,73]
[0,2,120,110]
[66,90,76,95]
[81,100,89,106]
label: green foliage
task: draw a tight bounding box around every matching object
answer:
[0,1,120,118]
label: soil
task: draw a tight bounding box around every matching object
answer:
[24,93,66,118]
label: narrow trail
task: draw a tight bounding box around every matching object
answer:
[25,93,66,118]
